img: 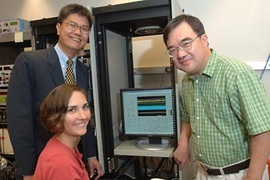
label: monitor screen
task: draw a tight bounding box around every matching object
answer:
[120,87,175,150]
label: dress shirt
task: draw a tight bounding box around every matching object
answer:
[54,43,77,80]
[180,49,270,166]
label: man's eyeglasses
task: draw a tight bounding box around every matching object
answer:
[62,21,90,34]
[166,35,201,58]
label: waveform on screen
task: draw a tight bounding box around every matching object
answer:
[137,96,166,116]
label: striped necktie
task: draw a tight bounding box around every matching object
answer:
[65,59,76,85]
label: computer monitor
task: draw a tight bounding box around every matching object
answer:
[120,87,175,151]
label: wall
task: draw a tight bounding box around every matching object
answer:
[179,0,270,97]
[1,1,269,82]
[0,0,142,21]
[1,0,268,64]
[179,0,270,64]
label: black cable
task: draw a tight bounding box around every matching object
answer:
[170,158,175,172]
[113,173,135,180]
[152,157,166,175]
[114,156,137,174]
[143,157,147,176]
[159,68,166,87]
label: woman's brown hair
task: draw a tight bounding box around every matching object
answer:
[39,84,87,135]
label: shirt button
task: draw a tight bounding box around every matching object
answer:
[197,135,200,139]
[195,80,199,83]
[199,154,202,157]
[196,99,199,101]
[196,117,200,120]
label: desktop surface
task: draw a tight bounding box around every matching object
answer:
[114,139,174,157]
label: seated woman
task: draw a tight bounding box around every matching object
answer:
[34,84,91,180]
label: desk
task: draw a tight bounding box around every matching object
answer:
[114,140,174,157]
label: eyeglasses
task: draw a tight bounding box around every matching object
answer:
[62,21,90,34]
[166,35,201,58]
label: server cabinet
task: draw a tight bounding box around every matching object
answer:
[90,1,184,179]
[30,17,58,50]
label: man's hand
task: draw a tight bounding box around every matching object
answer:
[88,158,104,180]
[173,143,190,170]
[173,122,191,170]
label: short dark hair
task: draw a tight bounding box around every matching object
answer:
[163,14,205,46]
[58,3,93,29]
[39,84,87,135]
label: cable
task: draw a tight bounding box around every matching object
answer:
[152,157,166,175]
[260,53,270,80]
[113,173,135,180]
[159,68,166,87]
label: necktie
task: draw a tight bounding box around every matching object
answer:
[65,59,76,85]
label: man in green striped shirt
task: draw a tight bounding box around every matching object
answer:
[163,14,270,180]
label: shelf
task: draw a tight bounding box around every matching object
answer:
[134,67,171,75]
[114,139,174,157]
[0,30,32,43]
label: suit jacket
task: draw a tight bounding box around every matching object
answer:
[6,47,97,176]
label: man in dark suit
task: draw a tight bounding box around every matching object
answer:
[6,4,103,180]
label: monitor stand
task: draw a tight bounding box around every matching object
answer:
[135,137,172,151]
